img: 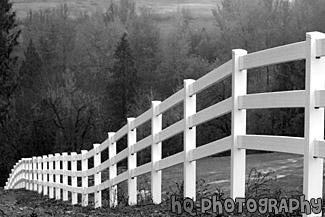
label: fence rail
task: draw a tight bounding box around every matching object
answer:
[5,32,325,216]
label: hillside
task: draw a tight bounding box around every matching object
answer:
[11,0,220,19]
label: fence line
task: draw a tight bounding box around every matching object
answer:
[5,31,325,216]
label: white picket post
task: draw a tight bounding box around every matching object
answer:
[15,161,19,188]
[38,157,43,193]
[25,159,28,189]
[230,49,247,199]
[127,118,137,205]
[48,154,54,199]
[108,132,117,208]
[151,101,162,204]
[94,143,102,208]
[71,152,77,205]
[43,155,48,196]
[55,153,61,200]
[22,159,26,189]
[20,160,23,188]
[29,158,33,191]
[303,32,325,217]
[32,157,37,191]
[62,152,68,201]
[81,150,88,206]
[19,160,23,188]
[184,79,196,200]
[18,161,21,188]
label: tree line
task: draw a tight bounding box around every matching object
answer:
[1,0,325,186]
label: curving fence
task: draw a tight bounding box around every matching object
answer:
[5,32,325,214]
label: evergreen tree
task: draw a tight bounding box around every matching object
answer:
[20,39,42,93]
[0,0,20,124]
[0,0,21,186]
[106,32,138,131]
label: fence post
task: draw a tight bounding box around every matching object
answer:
[38,157,43,193]
[151,101,162,204]
[48,154,54,199]
[25,159,28,189]
[127,118,137,205]
[71,152,77,205]
[108,132,117,208]
[22,159,26,189]
[20,160,24,188]
[184,79,196,200]
[32,157,37,191]
[29,158,33,191]
[42,155,48,196]
[20,159,24,188]
[55,153,61,200]
[62,152,68,201]
[94,143,102,208]
[81,150,88,207]
[304,32,325,217]
[231,49,247,199]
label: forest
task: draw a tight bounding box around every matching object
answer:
[1,0,325,186]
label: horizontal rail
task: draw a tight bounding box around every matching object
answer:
[240,41,306,70]
[111,171,128,187]
[239,90,305,109]
[190,136,231,161]
[157,88,184,115]
[133,135,152,154]
[156,151,184,171]
[157,119,184,143]
[131,162,151,178]
[190,98,232,128]
[191,60,232,95]
[239,135,305,155]
[114,124,128,142]
[98,139,109,153]
[111,148,128,165]
[133,108,152,129]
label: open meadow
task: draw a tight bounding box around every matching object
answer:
[11,0,221,18]
[0,152,317,216]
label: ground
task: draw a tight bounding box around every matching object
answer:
[1,152,314,216]
[0,187,172,216]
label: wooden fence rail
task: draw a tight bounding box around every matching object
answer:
[5,32,325,216]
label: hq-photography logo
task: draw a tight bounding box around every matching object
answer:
[170,195,323,215]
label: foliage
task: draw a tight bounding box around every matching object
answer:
[105,32,139,132]
[0,0,21,186]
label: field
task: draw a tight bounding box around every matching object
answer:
[11,0,221,19]
[1,152,317,216]
[162,152,305,196]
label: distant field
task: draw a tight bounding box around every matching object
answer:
[11,0,221,19]
[161,152,308,197]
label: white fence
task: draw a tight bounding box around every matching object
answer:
[5,32,325,214]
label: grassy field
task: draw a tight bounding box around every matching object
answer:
[11,0,221,19]
[130,152,307,201]
[0,152,315,216]
[161,152,306,197]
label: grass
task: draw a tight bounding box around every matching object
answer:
[11,0,221,19]
[162,152,305,197]
[3,152,324,216]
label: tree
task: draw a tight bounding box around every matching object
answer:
[0,0,20,124]
[128,7,160,92]
[106,32,139,131]
[0,0,21,186]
